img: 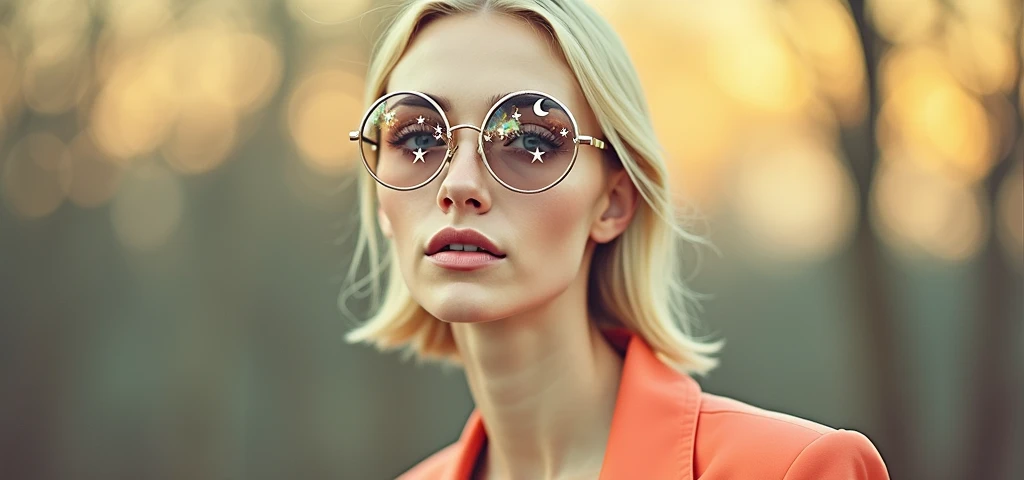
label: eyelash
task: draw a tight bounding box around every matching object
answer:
[385,122,568,151]
[386,123,437,147]
[506,124,566,149]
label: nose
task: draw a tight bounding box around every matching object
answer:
[436,125,491,214]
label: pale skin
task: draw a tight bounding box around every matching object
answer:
[376,11,640,480]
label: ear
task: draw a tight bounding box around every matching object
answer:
[590,167,639,244]
[377,205,394,239]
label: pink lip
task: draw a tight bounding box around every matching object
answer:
[427,251,505,271]
[425,227,506,257]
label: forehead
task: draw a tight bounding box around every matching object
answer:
[386,12,583,120]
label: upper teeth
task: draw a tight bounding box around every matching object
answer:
[446,243,480,252]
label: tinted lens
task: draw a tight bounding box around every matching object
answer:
[482,93,577,192]
[360,93,448,189]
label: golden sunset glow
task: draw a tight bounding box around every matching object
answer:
[871,156,988,262]
[0,0,1014,268]
[0,5,1017,480]
[779,0,868,125]
[732,134,858,261]
[2,132,71,218]
[286,0,371,28]
[66,133,124,208]
[288,69,364,175]
[867,0,941,45]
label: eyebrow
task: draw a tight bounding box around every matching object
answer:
[390,94,447,111]
[430,92,515,112]
[389,91,567,118]
[391,92,515,113]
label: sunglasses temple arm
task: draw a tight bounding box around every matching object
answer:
[350,131,380,147]
[578,135,606,150]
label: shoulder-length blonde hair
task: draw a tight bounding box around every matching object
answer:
[342,0,723,376]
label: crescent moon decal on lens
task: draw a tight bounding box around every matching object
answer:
[532,98,549,117]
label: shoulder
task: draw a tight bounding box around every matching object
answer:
[694,393,889,479]
[395,443,460,480]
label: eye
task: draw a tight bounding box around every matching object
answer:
[403,133,443,150]
[386,123,447,151]
[511,134,543,151]
[505,126,561,152]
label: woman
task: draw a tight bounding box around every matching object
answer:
[342,0,890,478]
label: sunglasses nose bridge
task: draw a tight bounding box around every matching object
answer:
[445,124,485,158]
[448,124,482,135]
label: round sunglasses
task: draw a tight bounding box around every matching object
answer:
[348,90,607,194]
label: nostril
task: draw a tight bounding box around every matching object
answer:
[440,196,482,209]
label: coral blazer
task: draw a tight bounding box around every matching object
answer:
[398,328,890,479]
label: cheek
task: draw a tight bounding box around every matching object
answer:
[511,185,597,273]
[526,160,605,245]
[377,189,430,246]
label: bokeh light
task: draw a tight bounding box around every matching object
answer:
[167,27,282,113]
[869,0,1016,266]
[604,0,868,222]
[950,0,1022,35]
[877,46,994,183]
[89,42,178,162]
[609,12,733,212]
[110,161,184,252]
[871,155,988,263]
[731,133,858,262]
[162,101,238,175]
[14,0,92,64]
[707,26,812,114]
[1,132,72,218]
[66,133,124,208]
[218,33,283,114]
[655,75,735,211]
[168,26,239,106]
[21,45,91,115]
[99,0,174,39]
[944,19,1018,95]
[0,2,1019,480]
[286,0,372,31]
[779,0,868,125]
[867,0,942,45]
[287,68,364,175]
[0,28,23,130]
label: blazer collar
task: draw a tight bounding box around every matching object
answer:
[447,328,703,479]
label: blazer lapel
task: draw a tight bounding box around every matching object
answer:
[598,328,702,480]
[444,328,702,480]
[447,409,487,480]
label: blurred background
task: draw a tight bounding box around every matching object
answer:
[0,0,1020,478]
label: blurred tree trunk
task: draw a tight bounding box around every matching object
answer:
[845,2,913,479]
[965,8,1024,479]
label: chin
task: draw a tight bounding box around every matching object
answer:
[424,298,503,324]
[409,278,502,320]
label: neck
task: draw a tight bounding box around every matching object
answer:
[451,277,624,479]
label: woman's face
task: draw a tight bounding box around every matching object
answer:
[378,12,623,324]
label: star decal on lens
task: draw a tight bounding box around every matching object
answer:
[483,133,492,142]
[560,128,569,137]
[433,123,443,139]
[511,107,522,122]
[530,148,546,163]
[413,148,426,163]
[416,115,425,124]
[383,110,396,125]
[497,126,506,140]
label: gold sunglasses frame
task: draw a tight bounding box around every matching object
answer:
[348,90,607,194]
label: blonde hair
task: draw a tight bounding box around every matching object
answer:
[341,0,723,376]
